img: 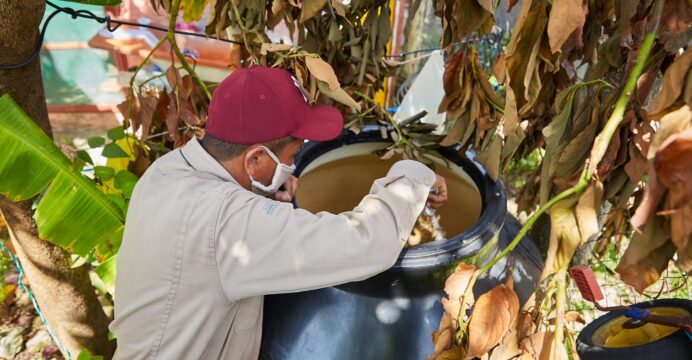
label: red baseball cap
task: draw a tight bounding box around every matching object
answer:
[205,66,343,144]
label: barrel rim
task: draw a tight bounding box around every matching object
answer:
[293,126,507,270]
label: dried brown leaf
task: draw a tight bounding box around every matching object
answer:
[542,198,581,279]
[616,217,676,292]
[260,43,293,55]
[648,50,692,117]
[429,328,453,360]
[441,264,477,320]
[140,95,159,140]
[576,181,603,243]
[433,346,465,360]
[488,329,520,360]
[316,81,360,111]
[491,53,506,85]
[166,65,181,90]
[467,284,519,358]
[179,105,201,126]
[655,128,692,271]
[164,93,179,141]
[547,0,586,53]
[520,331,554,360]
[475,135,502,182]
[632,106,691,229]
[300,0,327,23]
[306,56,340,90]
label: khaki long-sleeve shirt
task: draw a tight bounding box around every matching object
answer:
[110,137,436,359]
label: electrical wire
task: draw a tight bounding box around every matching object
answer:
[0,1,441,70]
[0,0,244,70]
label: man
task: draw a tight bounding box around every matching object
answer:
[111,66,447,359]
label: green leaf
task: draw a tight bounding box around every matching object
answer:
[107,194,126,212]
[94,166,115,181]
[102,143,129,158]
[87,136,105,148]
[122,181,136,199]
[77,348,104,360]
[114,170,138,190]
[0,95,124,258]
[76,150,93,165]
[62,0,122,5]
[94,256,117,295]
[107,126,125,141]
[181,0,209,22]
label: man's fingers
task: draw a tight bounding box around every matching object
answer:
[284,176,299,198]
[273,191,292,203]
[426,175,448,209]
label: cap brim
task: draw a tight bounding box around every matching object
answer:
[290,104,344,141]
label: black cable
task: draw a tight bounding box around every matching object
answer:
[385,47,440,58]
[0,0,245,70]
[0,0,442,70]
[0,8,62,70]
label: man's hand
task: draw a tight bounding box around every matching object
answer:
[426,175,448,209]
[273,175,299,203]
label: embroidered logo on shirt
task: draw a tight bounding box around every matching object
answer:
[262,201,278,215]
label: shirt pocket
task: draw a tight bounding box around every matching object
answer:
[233,296,262,333]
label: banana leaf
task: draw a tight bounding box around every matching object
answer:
[0,95,124,259]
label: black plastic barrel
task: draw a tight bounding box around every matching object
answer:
[260,128,544,359]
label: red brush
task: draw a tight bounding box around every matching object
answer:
[570,265,604,304]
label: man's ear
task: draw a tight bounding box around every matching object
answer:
[243,146,262,177]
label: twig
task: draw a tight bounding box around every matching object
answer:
[478,0,664,275]
[166,0,211,101]
[353,90,407,146]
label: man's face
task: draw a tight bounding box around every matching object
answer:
[246,139,303,186]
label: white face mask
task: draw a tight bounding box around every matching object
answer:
[249,146,296,196]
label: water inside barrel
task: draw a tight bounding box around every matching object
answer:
[295,154,482,246]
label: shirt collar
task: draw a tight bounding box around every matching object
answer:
[180,137,239,184]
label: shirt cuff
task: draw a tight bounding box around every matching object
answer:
[385,160,436,188]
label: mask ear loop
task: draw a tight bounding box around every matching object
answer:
[258,146,282,164]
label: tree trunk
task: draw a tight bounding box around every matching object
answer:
[0,1,115,358]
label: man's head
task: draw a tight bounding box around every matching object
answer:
[200,132,302,192]
[202,66,343,192]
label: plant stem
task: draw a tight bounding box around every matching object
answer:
[455,270,479,342]
[478,0,664,275]
[167,0,211,101]
[479,170,589,273]
[551,269,567,358]
[126,36,167,128]
[587,0,663,176]
[353,90,406,145]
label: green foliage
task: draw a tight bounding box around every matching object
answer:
[102,143,129,158]
[107,126,125,141]
[77,348,104,360]
[0,95,124,260]
[94,255,117,295]
[87,136,105,148]
[94,166,115,181]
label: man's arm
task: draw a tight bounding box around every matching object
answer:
[214,160,437,301]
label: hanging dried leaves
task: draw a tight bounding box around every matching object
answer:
[542,198,581,279]
[546,0,586,53]
[648,49,692,118]
[435,0,495,50]
[619,105,692,292]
